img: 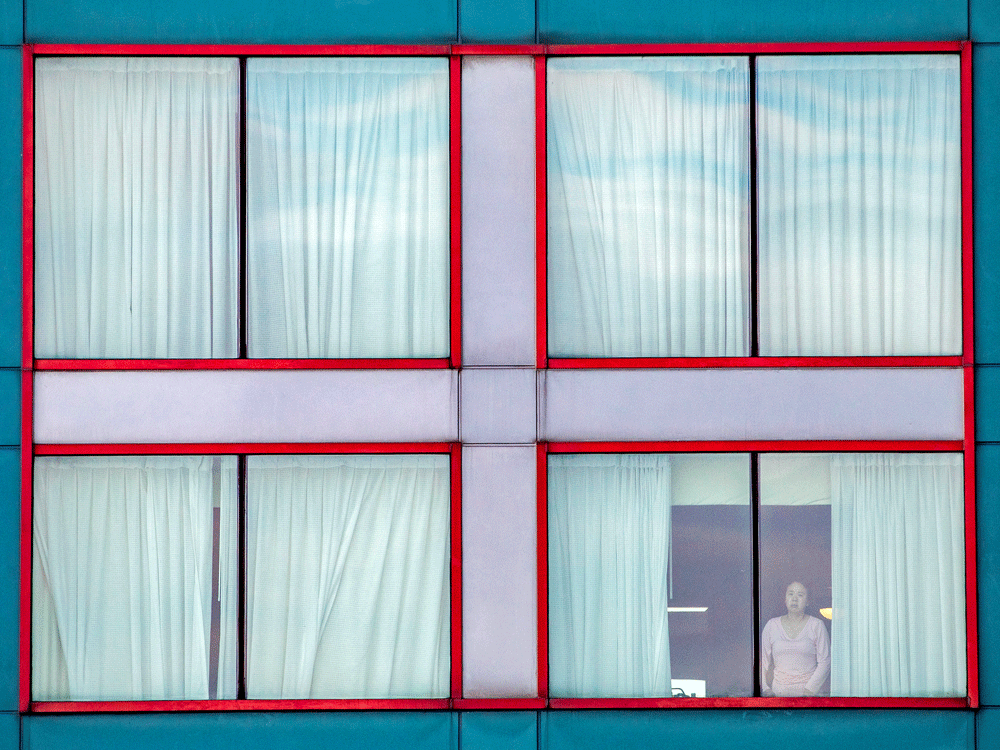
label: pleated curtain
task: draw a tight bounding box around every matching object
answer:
[34,57,239,359]
[757,55,961,356]
[32,456,238,701]
[548,454,673,697]
[546,57,750,358]
[246,58,450,358]
[830,453,965,696]
[245,454,450,698]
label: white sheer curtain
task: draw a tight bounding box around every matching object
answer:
[830,453,965,696]
[246,454,450,698]
[547,57,750,358]
[32,456,238,701]
[548,454,672,697]
[758,55,961,356]
[246,58,450,359]
[34,57,239,359]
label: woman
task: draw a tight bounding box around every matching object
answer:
[760,581,831,697]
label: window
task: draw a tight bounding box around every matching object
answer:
[544,53,963,362]
[32,54,455,363]
[30,447,456,707]
[543,445,970,703]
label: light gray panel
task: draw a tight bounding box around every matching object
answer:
[460,368,536,444]
[462,445,538,697]
[541,368,963,441]
[35,370,458,443]
[462,56,536,366]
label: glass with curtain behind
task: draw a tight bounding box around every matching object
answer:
[546,57,751,359]
[759,453,966,697]
[756,55,961,356]
[32,456,238,701]
[246,57,450,359]
[34,57,240,359]
[548,453,753,698]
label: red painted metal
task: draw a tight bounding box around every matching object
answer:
[546,440,964,455]
[547,696,970,709]
[549,356,964,369]
[962,42,974,367]
[34,443,453,456]
[30,698,451,712]
[452,45,546,56]
[452,698,547,710]
[449,443,463,699]
[22,46,33,373]
[964,365,978,707]
[545,41,964,56]
[19,370,33,712]
[449,55,462,369]
[34,358,452,371]
[31,44,452,57]
[536,442,549,699]
[535,56,548,369]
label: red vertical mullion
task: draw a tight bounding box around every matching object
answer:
[449,442,462,700]
[449,55,462,369]
[535,56,547,369]
[961,42,973,366]
[964,365,978,707]
[19,370,32,712]
[22,46,33,373]
[536,441,548,700]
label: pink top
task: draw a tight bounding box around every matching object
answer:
[760,615,831,697]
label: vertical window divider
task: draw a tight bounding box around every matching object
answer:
[238,57,249,359]
[748,55,760,358]
[237,453,248,700]
[750,451,761,696]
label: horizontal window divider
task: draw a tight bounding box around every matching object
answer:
[544,440,965,454]
[29,44,455,56]
[451,698,548,710]
[32,359,454,371]
[29,698,453,713]
[543,42,965,55]
[546,697,971,710]
[33,442,457,456]
[547,356,965,370]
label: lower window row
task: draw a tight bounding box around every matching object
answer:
[31,449,967,703]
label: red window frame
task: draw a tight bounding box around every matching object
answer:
[20,440,462,713]
[537,436,979,709]
[534,41,973,370]
[22,44,465,371]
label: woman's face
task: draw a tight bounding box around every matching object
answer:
[785,582,808,615]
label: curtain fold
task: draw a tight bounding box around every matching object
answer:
[246,57,450,358]
[757,54,961,356]
[34,57,239,359]
[546,56,750,358]
[830,453,965,696]
[32,456,238,701]
[548,454,672,697]
[245,454,450,698]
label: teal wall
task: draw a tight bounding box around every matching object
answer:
[6,0,1000,748]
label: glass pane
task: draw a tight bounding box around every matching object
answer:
[548,453,752,698]
[547,57,751,358]
[759,453,965,697]
[246,57,450,359]
[245,454,450,698]
[32,455,238,701]
[757,55,961,356]
[34,57,239,359]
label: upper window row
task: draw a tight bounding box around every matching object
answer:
[31,52,964,362]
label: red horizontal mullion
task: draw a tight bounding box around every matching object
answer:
[34,358,452,371]
[31,44,452,57]
[545,41,963,56]
[548,356,964,369]
[35,442,455,456]
[451,698,548,710]
[451,45,546,56]
[547,696,969,710]
[546,440,964,455]
[31,698,450,713]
